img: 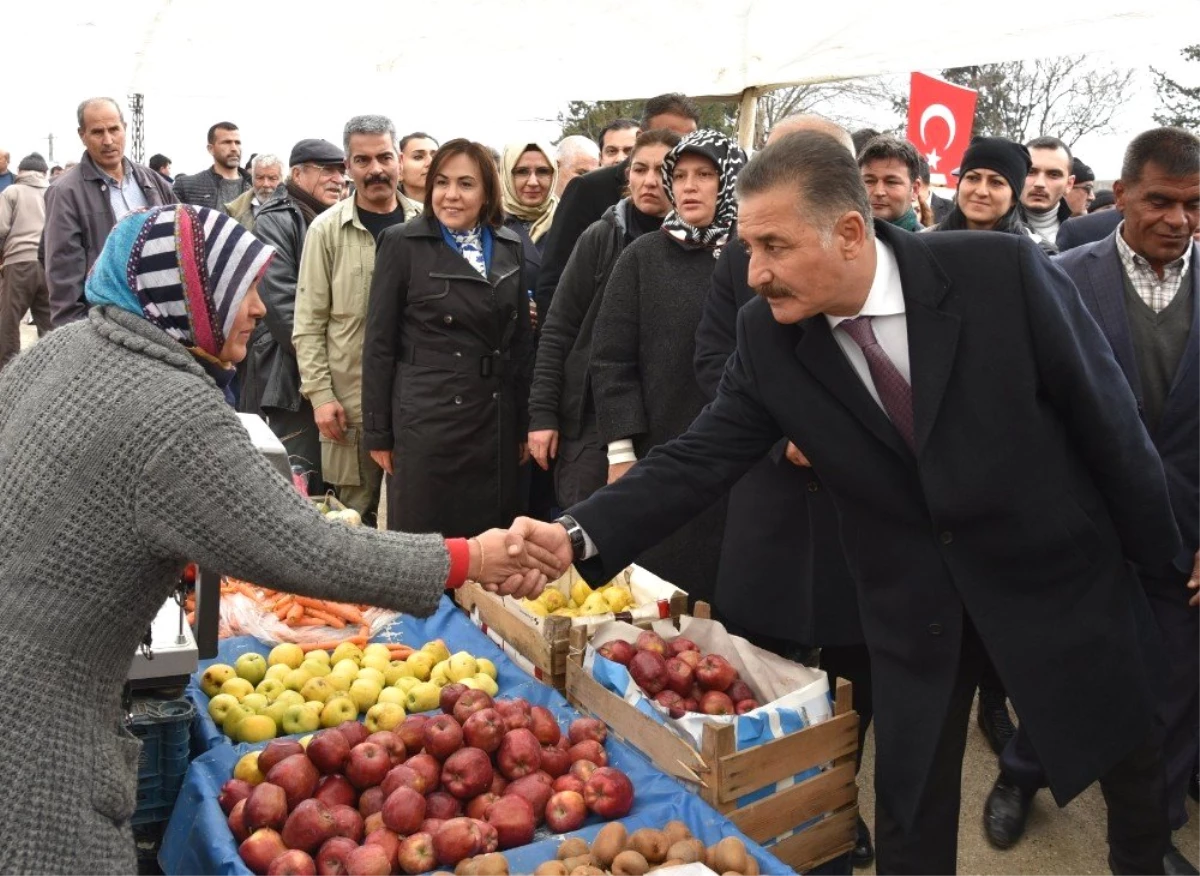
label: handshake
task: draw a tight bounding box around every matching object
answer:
[467,517,577,599]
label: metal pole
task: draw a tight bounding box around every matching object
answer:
[128,93,145,164]
[737,88,760,152]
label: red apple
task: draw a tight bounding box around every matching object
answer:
[362,812,384,835]
[489,772,509,796]
[328,804,364,843]
[582,766,634,818]
[259,739,305,775]
[528,706,561,746]
[315,836,357,876]
[695,654,738,692]
[552,774,584,795]
[245,782,289,832]
[396,716,428,754]
[497,728,541,779]
[381,764,426,798]
[664,657,695,696]
[419,817,445,835]
[228,798,250,844]
[628,650,668,696]
[569,760,597,782]
[654,689,687,718]
[433,817,485,866]
[282,798,337,853]
[635,630,668,655]
[700,690,735,715]
[362,827,400,871]
[676,649,702,669]
[682,697,699,713]
[667,637,699,656]
[545,790,587,833]
[726,680,756,704]
[476,819,499,854]
[357,786,385,817]
[566,717,607,746]
[307,730,352,776]
[266,755,320,810]
[365,730,408,767]
[441,746,494,800]
[434,683,464,715]
[268,849,316,876]
[493,699,531,732]
[336,720,370,750]
[426,789,464,820]
[484,795,535,849]
[538,744,571,778]
[465,792,499,820]
[406,752,442,792]
[423,714,464,761]
[689,683,704,701]
[736,699,761,714]
[567,740,607,767]
[239,828,287,876]
[345,742,392,790]
[315,775,358,809]
[397,831,436,875]
[381,785,426,835]
[452,689,495,724]
[344,842,391,876]
[462,708,506,754]
[220,778,254,815]
[504,774,553,824]
[598,640,636,665]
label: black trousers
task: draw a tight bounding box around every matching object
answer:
[820,643,873,773]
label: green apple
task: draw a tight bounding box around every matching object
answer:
[348,679,382,713]
[200,664,236,698]
[283,668,313,692]
[384,660,415,685]
[223,704,252,737]
[361,643,392,663]
[234,652,268,686]
[430,663,449,687]
[237,714,277,743]
[281,703,321,735]
[265,664,291,683]
[300,677,335,704]
[406,652,434,681]
[360,653,390,674]
[331,659,360,679]
[377,687,408,707]
[473,673,499,697]
[329,642,362,666]
[241,693,269,714]
[365,702,406,733]
[476,658,498,680]
[263,700,291,728]
[320,696,358,728]
[325,672,352,693]
[255,678,286,703]
[303,701,325,718]
[405,681,441,713]
[446,651,478,683]
[267,642,304,669]
[394,677,420,694]
[208,693,240,725]
[220,677,255,701]
[305,649,331,666]
[275,689,304,708]
[422,638,450,663]
[356,667,385,687]
[300,659,331,678]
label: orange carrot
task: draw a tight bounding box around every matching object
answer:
[294,597,364,624]
[292,617,326,627]
[301,640,345,652]
[305,609,347,629]
[285,603,305,623]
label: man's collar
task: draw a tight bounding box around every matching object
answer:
[826,237,904,330]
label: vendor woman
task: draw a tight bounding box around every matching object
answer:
[0,205,557,872]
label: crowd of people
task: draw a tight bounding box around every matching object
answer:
[0,90,1196,876]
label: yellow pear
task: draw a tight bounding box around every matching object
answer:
[580,592,612,616]
[552,607,580,618]
[570,580,593,608]
[522,600,549,618]
[476,658,498,680]
[539,589,567,612]
[603,586,634,612]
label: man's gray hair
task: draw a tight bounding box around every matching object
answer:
[77,97,125,129]
[556,135,600,164]
[343,115,397,154]
[251,153,284,175]
[738,130,875,242]
[767,114,854,155]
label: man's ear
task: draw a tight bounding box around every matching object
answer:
[836,210,869,259]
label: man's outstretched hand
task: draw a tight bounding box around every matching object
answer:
[469,523,571,599]
[509,516,574,578]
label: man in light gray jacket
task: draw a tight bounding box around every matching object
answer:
[0,153,53,368]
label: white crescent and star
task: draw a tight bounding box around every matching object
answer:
[919,103,957,170]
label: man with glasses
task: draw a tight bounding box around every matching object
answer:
[1064,157,1097,217]
[43,97,175,326]
[238,139,346,494]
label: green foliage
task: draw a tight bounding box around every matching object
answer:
[1152,45,1200,129]
[557,99,736,141]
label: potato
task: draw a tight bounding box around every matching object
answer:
[667,839,706,864]
[472,853,509,875]
[562,855,598,872]
[557,839,591,861]
[744,852,760,876]
[713,837,749,875]
[590,821,629,868]
[662,820,692,846]
[455,859,476,876]
[534,863,568,876]
[612,850,651,876]
[629,829,670,864]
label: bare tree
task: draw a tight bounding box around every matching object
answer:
[1152,45,1200,129]
[751,78,906,148]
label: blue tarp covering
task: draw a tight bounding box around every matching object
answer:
[164,597,793,875]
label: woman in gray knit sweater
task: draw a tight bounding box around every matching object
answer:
[0,205,554,874]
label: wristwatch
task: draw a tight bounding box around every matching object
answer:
[556,515,587,563]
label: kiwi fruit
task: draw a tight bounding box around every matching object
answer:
[454,859,476,876]
[744,852,760,876]
[611,850,651,875]
[590,821,629,868]
[713,837,749,875]
[662,820,692,845]
[557,838,591,861]
[534,863,568,876]
[628,829,670,864]
[667,838,706,864]
[471,853,509,875]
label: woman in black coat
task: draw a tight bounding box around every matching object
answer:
[362,140,533,537]
[589,130,746,604]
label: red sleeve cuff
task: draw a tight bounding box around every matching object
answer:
[445,538,470,589]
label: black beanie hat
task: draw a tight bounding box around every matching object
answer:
[957,137,1031,200]
[18,152,47,174]
[1071,157,1095,184]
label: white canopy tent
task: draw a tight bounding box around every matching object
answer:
[5,0,1197,166]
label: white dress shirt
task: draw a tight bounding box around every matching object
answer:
[826,237,911,413]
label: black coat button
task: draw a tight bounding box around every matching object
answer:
[443,315,454,325]
[928,623,943,636]
[453,395,463,405]
[940,531,953,545]
[807,482,819,493]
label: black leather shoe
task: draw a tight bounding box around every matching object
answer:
[983,776,1034,849]
[977,691,1017,755]
[1165,843,1200,876]
[851,815,874,869]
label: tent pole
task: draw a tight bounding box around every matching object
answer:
[737,88,759,151]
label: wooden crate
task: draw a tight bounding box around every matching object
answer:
[564,619,859,872]
[455,575,689,691]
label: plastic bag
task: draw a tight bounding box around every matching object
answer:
[216,587,399,646]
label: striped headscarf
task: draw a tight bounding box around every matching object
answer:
[660,130,747,258]
[85,204,274,361]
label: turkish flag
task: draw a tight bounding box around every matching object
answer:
[906,73,977,188]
